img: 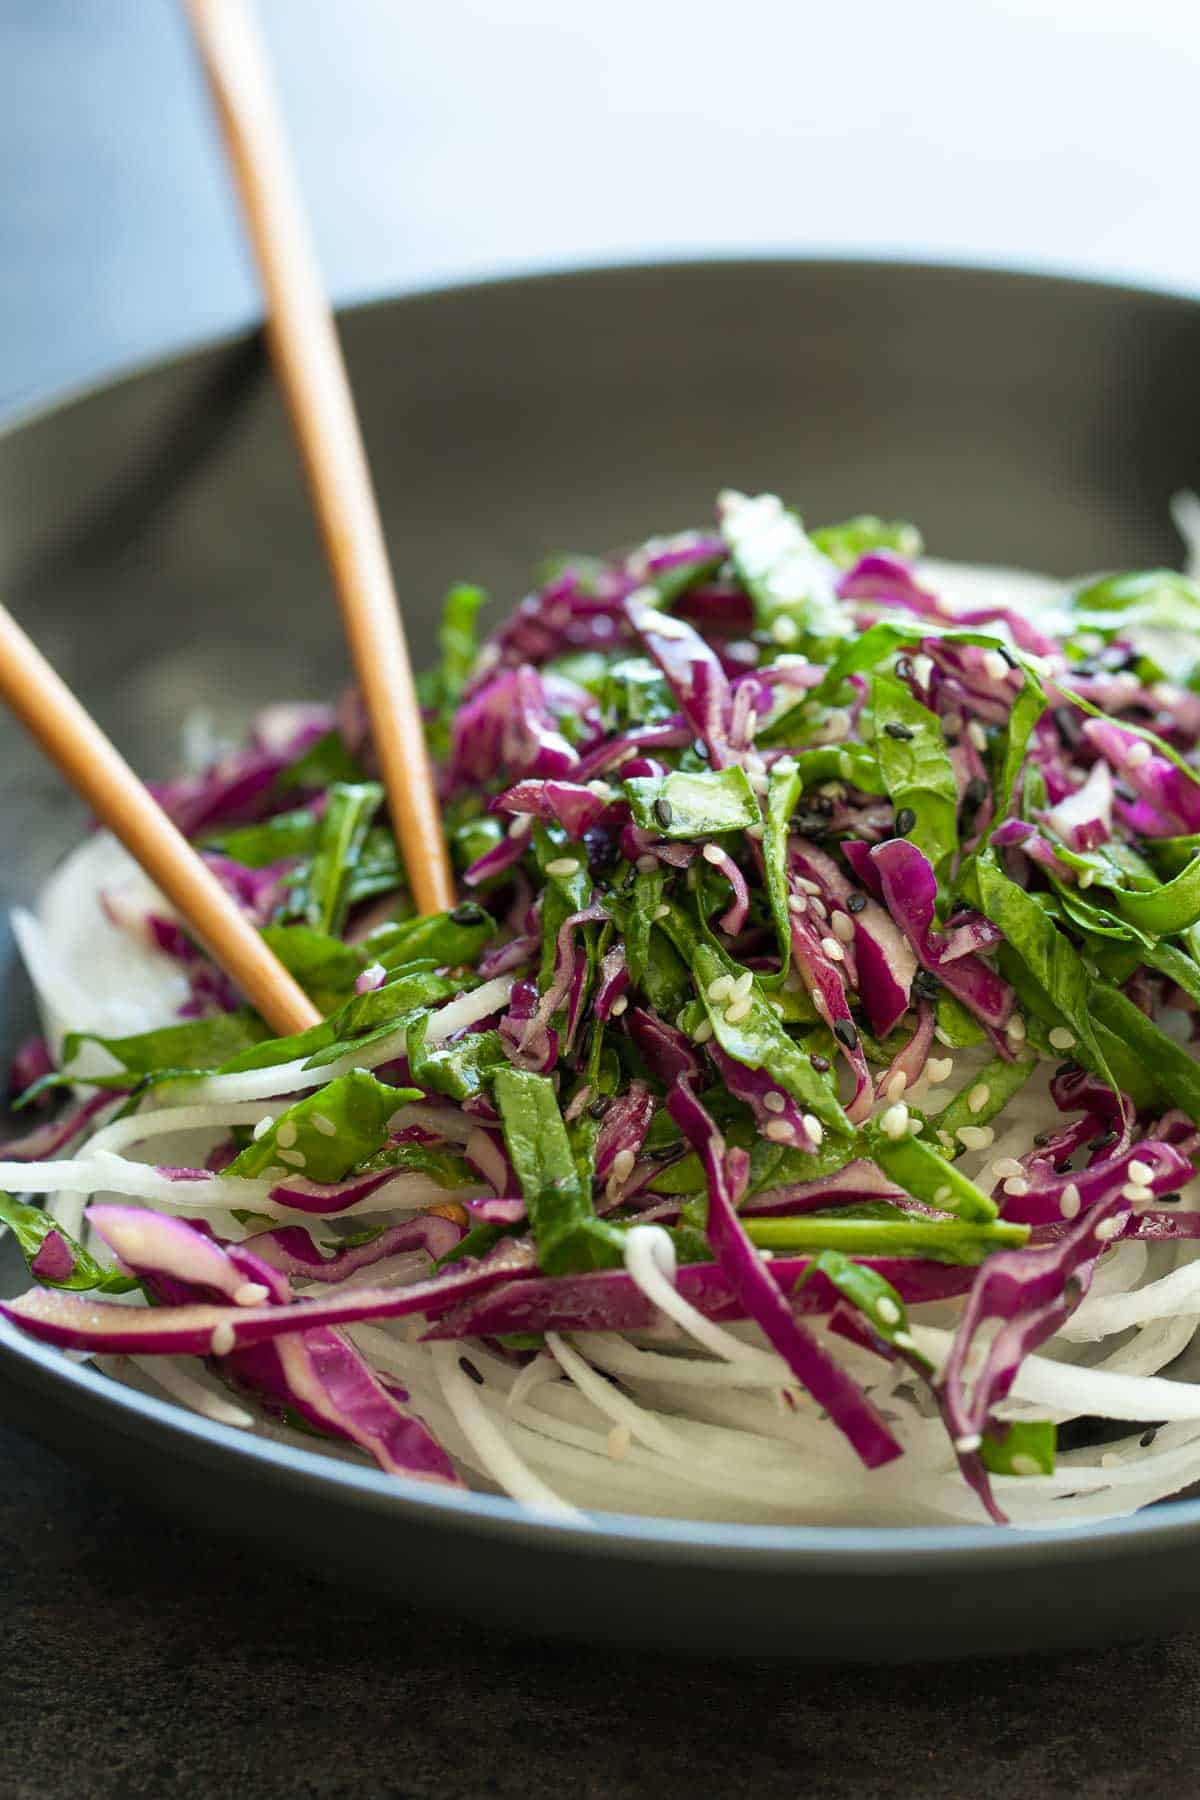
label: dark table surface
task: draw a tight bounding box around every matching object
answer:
[9,1415,1200,1800]
[8,4,1200,1795]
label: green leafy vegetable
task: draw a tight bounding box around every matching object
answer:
[0,1193,139,1293]
[225,1070,419,1184]
[624,766,761,839]
[492,1068,625,1272]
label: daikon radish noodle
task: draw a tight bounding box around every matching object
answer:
[7,491,1200,1527]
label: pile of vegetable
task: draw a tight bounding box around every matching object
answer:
[6,490,1200,1526]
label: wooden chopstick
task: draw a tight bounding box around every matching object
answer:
[184,0,456,916]
[0,606,321,1038]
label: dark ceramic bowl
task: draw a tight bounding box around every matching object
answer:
[3,259,1200,1660]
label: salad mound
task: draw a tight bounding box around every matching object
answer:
[5,491,1200,1525]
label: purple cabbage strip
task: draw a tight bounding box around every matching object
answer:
[872,839,1014,1030]
[625,590,732,766]
[667,1077,903,1469]
[2,1240,539,1355]
[242,1216,466,1282]
[226,1326,462,1486]
[424,1252,975,1340]
[937,1196,1131,1523]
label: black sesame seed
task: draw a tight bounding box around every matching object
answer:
[810,1053,831,1073]
[450,901,487,926]
[833,1019,859,1050]
[1159,1191,1183,1205]
[846,892,867,914]
[1064,1277,1084,1307]
[1033,1132,1052,1148]
[1087,1131,1118,1151]
[1054,1160,1074,1176]
[884,720,915,741]
[588,1097,607,1119]
[459,1358,484,1386]
[944,733,960,748]
[1052,706,1082,748]
[895,657,914,680]
[914,969,941,999]
[894,807,917,837]
[996,644,1018,669]
[1140,1428,1159,1448]
[692,738,710,761]
[653,797,674,828]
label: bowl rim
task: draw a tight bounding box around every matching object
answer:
[5,249,1200,1568]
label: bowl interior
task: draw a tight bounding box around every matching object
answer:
[4,258,1200,1652]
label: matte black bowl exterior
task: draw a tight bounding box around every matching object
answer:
[3,258,1200,1659]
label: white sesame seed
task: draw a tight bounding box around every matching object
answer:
[275,1120,298,1149]
[1010,1454,1042,1478]
[820,935,845,962]
[1006,1014,1027,1042]
[770,999,786,1017]
[884,1071,908,1102]
[809,897,828,922]
[1094,1215,1123,1241]
[725,997,753,1024]
[1048,1027,1076,1051]
[1077,870,1096,889]
[892,1330,917,1352]
[693,1018,714,1044]
[832,912,855,944]
[812,991,828,1017]
[1122,1183,1153,1205]
[802,1114,824,1146]
[508,814,533,838]
[796,877,822,896]
[881,1102,911,1141]
[763,1092,787,1114]
[876,1297,901,1326]
[251,1115,275,1142]
[1128,1160,1154,1186]
[765,1119,795,1142]
[259,1166,288,1183]
[1060,1183,1082,1219]
[611,1149,637,1181]
[956,1124,995,1151]
[277,1148,307,1168]
[586,779,614,800]
[968,1083,991,1115]
[653,903,670,920]
[993,1158,1025,1180]
[955,1432,983,1455]
[610,995,629,1017]
[1125,740,1152,769]
[1003,1177,1031,1197]
[788,893,808,916]
[745,822,765,840]
[210,1323,236,1356]
[771,615,799,645]
[233,1282,269,1307]
[937,1130,955,1153]
[636,854,658,873]
[933,1185,953,1204]
[968,721,989,753]
[607,1425,633,1461]
[311,1114,337,1137]
[545,857,580,878]
[926,1057,954,1086]
[707,975,733,1002]
[732,970,754,1000]
[983,649,1010,682]
[702,842,725,865]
